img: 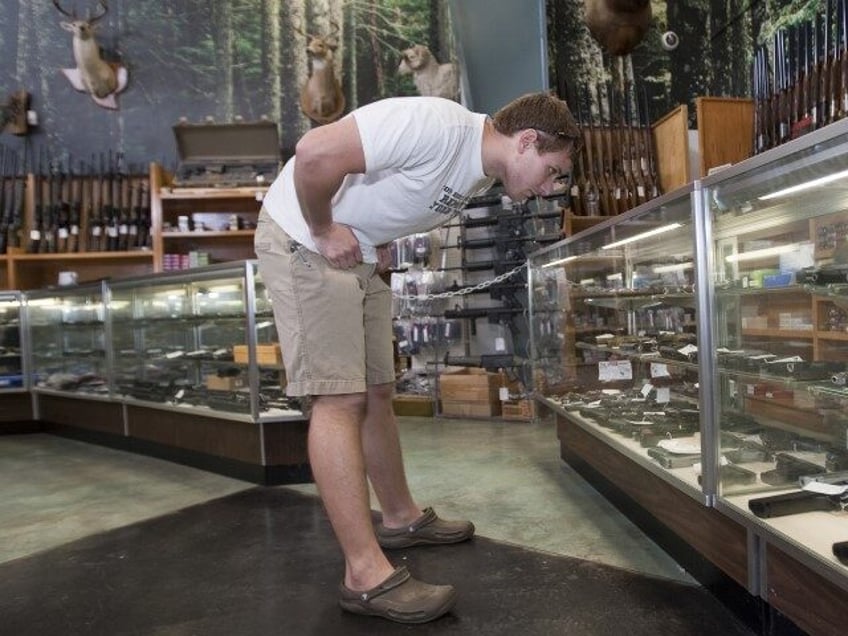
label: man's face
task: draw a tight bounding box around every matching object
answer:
[502,130,573,203]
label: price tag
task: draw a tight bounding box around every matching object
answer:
[641,382,653,397]
[650,362,670,378]
[58,228,69,239]
[495,337,506,352]
[30,230,40,240]
[655,387,671,403]
[499,387,510,401]
[70,225,79,235]
[598,360,632,381]
[92,226,102,236]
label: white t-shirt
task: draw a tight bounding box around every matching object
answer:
[263,96,492,263]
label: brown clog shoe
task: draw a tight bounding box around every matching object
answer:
[376,507,475,549]
[338,566,456,624]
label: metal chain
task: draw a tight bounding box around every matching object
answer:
[392,263,526,300]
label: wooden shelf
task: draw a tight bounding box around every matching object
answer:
[742,328,814,339]
[814,330,848,341]
[161,230,254,239]
[9,251,153,261]
[159,186,267,199]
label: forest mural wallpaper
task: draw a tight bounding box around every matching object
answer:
[0,0,826,173]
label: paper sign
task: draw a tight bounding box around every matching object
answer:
[650,363,670,378]
[598,360,632,381]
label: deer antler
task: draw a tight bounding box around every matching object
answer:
[88,1,109,24]
[52,0,77,19]
[52,1,108,23]
[292,17,315,40]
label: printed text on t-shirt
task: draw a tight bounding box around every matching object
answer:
[429,185,471,216]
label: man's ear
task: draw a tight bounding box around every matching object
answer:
[517,129,538,153]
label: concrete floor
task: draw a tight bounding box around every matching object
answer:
[1,416,688,584]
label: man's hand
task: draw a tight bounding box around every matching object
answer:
[312,223,363,269]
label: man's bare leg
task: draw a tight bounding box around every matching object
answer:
[361,383,422,527]
[309,392,395,591]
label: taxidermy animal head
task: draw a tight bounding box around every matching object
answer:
[398,45,459,101]
[53,0,128,110]
[584,0,653,56]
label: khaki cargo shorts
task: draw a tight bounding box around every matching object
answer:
[254,208,395,397]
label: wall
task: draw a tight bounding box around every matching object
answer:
[0,0,453,172]
[449,0,549,112]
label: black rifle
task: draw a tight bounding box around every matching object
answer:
[444,353,524,371]
[834,540,848,565]
[749,485,848,518]
[8,152,22,250]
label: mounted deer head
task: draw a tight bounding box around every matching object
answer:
[584,0,653,56]
[53,0,128,110]
[295,19,345,125]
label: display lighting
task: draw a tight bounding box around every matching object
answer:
[601,223,682,249]
[724,243,799,262]
[541,255,578,268]
[653,261,694,273]
[758,168,848,200]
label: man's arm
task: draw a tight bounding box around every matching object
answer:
[293,116,367,269]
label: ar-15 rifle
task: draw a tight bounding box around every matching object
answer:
[139,178,151,249]
[7,152,22,251]
[116,155,130,251]
[56,159,71,253]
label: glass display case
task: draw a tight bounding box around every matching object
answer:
[529,186,702,496]
[530,118,848,609]
[108,261,300,422]
[0,292,26,391]
[703,118,848,579]
[27,282,110,398]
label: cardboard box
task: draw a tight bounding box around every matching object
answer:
[206,373,245,391]
[502,399,535,421]
[439,368,501,402]
[441,400,501,417]
[233,343,282,366]
[392,394,433,417]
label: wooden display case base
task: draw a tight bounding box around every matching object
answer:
[556,413,810,636]
[0,392,37,433]
[35,393,312,486]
